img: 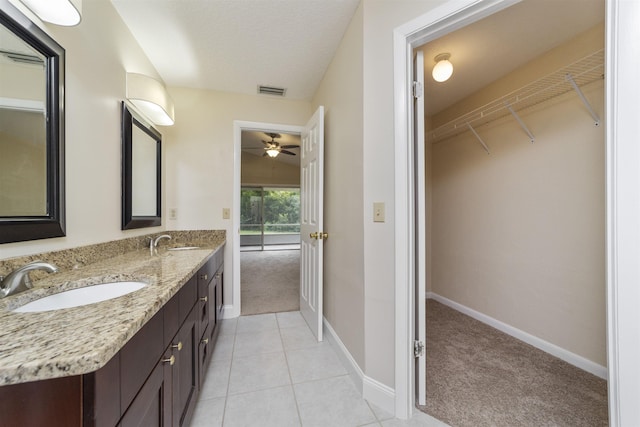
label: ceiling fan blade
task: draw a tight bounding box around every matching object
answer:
[280,150,296,156]
[280,145,299,149]
[261,140,272,147]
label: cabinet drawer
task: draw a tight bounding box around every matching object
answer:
[163,294,180,349]
[197,288,210,342]
[197,259,215,291]
[179,275,197,325]
[120,309,164,413]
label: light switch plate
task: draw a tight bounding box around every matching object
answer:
[169,208,178,220]
[222,208,231,219]
[373,202,385,222]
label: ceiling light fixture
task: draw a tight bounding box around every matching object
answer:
[432,53,453,82]
[266,148,280,158]
[126,73,175,126]
[19,0,82,26]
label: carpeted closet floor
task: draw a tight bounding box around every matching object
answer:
[420,300,608,427]
[240,249,300,315]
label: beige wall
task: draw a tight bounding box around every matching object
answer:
[360,0,447,387]
[312,2,366,368]
[2,0,165,259]
[163,86,311,305]
[430,73,606,368]
[241,152,300,186]
[312,0,449,389]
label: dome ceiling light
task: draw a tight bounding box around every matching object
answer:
[432,53,453,83]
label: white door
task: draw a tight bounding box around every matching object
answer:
[300,106,325,341]
[414,51,427,406]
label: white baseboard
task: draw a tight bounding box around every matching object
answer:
[323,318,364,391]
[363,376,396,416]
[221,304,236,319]
[323,317,396,416]
[427,293,608,379]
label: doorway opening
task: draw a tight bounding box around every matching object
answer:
[417,1,606,424]
[232,122,304,319]
[393,0,614,421]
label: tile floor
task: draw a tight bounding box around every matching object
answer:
[190,311,449,427]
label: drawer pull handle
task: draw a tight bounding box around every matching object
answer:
[201,338,209,345]
[162,355,176,366]
[200,274,208,281]
[215,273,221,279]
[171,341,183,351]
[200,296,208,302]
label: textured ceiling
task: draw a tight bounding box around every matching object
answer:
[111,0,604,111]
[111,0,360,100]
[420,0,605,115]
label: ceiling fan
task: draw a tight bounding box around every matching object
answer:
[261,133,299,158]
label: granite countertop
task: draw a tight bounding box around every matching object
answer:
[0,242,224,386]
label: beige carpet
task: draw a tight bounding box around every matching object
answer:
[240,249,300,315]
[420,300,608,427]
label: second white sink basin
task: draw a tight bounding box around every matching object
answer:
[167,246,200,251]
[13,281,147,313]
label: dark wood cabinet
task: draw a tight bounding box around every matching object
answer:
[0,245,224,427]
[172,305,199,427]
[120,348,173,427]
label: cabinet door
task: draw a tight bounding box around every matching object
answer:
[207,273,217,332]
[198,323,211,389]
[172,305,199,427]
[215,268,224,321]
[120,349,172,427]
[197,272,210,341]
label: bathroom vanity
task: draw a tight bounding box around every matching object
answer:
[0,235,225,427]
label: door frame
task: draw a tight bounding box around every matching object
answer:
[393,0,638,423]
[232,121,304,318]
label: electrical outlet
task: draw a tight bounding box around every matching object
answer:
[222,208,231,219]
[169,208,178,220]
[373,202,385,222]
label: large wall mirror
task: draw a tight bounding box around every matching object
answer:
[0,0,65,244]
[121,102,161,229]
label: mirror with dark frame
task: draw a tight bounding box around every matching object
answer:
[121,102,161,230]
[0,0,65,244]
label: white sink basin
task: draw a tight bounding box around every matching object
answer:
[167,246,200,251]
[13,281,147,313]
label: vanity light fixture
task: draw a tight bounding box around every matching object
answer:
[19,0,82,26]
[266,148,280,158]
[126,73,175,126]
[432,53,453,82]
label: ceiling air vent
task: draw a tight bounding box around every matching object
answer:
[258,85,286,97]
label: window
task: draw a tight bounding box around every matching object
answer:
[240,187,300,250]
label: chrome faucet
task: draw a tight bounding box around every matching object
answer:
[0,261,58,298]
[150,234,171,251]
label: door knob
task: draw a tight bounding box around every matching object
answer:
[310,232,328,240]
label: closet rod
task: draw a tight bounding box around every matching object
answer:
[505,103,535,143]
[566,73,600,126]
[466,123,490,154]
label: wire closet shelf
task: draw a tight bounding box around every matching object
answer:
[428,48,604,144]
